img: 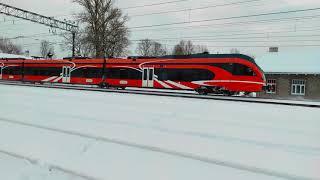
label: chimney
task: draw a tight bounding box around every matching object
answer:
[269,47,279,53]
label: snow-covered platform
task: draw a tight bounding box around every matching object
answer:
[0,84,319,180]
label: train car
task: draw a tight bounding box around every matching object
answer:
[0,54,266,95]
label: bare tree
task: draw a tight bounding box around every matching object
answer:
[0,37,22,55]
[40,40,50,57]
[172,40,208,55]
[61,31,94,57]
[195,45,209,54]
[173,40,191,55]
[184,40,194,55]
[151,42,167,56]
[136,39,167,56]
[40,40,55,58]
[73,0,130,58]
[136,39,153,56]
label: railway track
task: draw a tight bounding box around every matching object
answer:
[0,149,100,180]
[1,80,319,108]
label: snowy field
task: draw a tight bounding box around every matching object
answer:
[0,84,319,180]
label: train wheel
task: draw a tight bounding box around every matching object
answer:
[196,87,208,95]
[98,82,109,89]
[226,91,236,96]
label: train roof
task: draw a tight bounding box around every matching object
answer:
[129,53,257,63]
[0,53,257,65]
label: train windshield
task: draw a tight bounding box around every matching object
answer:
[232,64,255,76]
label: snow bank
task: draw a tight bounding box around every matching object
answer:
[0,84,319,179]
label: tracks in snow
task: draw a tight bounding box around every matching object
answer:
[0,149,101,180]
[0,117,315,180]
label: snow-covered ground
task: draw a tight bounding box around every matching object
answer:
[0,84,319,180]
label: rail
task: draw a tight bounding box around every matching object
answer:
[0,80,319,108]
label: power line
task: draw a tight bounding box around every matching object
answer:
[205,44,320,48]
[131,14,320,32]
[163,39,320,43]
[123,0,188,9]
[139,42,320,48]
[133,25,320,40]
[20,34,320,45]
[7,24,320,43]
[21,41,320,48]
[130,7,320,29]
[130,0,264,17]
[6,24,320,45]
[136,34,320,42]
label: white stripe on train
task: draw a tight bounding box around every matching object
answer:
[165,80,193,90]
[42,76,58,82]
[155,80,173,89]
[192,80,265,86]
[53,77,63,83]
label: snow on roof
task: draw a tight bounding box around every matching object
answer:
[0,53,30,59]
[255,50,320,74]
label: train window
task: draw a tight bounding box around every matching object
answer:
[157,69,168,80]
[120,69,129,79]
[71,68,81,77]
[149,69,154,81]
[155,69,214,82]
[128,69,142,79]
[2,66,21,75]
[72,68,102,78]
[24,67,61,76]
[213,63,255,76]
[232,64,255,76]
[212,63,233,74]
[106,69,119,79]
[143,69,148,80]
[106,68,142,80]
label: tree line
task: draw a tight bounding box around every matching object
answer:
[136,39,209,57]
[0,37,22,55]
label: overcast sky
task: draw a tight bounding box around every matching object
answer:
[1,0,320,58]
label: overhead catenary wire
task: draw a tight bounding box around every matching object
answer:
[134,26,320,40]
[122,0,189,9]
[20,40,320,48]
[5,12,318,36]
[131,34,320,42]
[8,24,320,43]
[131,14,320,32]
[129,7,320,29]
[19,33,320,46]
[0,0,186,24]
[130,0,264,17]
[8,22,320,45]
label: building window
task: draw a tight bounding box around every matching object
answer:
[291,79,306,96]
[266,79,276,94]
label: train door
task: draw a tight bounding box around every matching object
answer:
[142,67,154,88]
[62,66,71,83]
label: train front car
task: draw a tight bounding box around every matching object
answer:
[189,54,267,95]
[124,54,266,95]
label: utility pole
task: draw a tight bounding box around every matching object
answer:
[0,2,78,57]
